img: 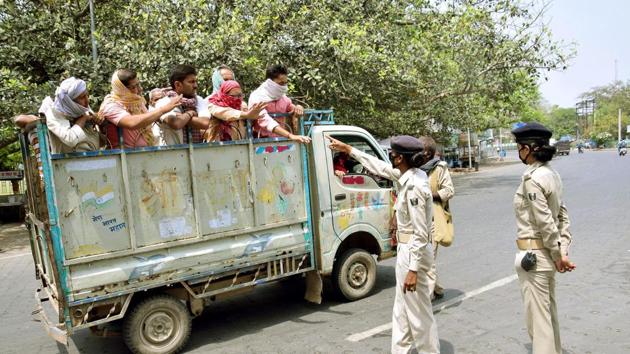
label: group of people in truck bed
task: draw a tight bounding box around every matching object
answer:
[13,64,311,154]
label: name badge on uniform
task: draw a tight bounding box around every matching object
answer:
[410,198,419,206]
[528,193,537,201]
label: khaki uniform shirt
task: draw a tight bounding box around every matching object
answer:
[514,161,572,262]
[350,148,432,271]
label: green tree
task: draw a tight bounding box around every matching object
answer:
[580,82,630,141]
[0,0,571,169]
[540,106,576,138]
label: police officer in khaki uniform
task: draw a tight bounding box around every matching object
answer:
[512,122,576,354]
[327,135,439,354]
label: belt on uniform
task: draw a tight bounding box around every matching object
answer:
[397,231,412,244]
[516,238,544,250]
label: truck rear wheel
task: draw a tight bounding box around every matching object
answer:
[333,248,377,301]
[123,294,192,354]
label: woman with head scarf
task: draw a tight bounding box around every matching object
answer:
[204,80,266,142]
[98,69,181,149]
[45,77,104,154]
[211,65,235,95]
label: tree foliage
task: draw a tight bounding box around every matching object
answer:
[0,0,571,169]
[580,82,630,142]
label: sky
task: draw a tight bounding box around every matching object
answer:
[538,0,630,108]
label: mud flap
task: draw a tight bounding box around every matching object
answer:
[304,270,322,304]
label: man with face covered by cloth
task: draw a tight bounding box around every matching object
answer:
[45,77,104,154]
[328,135,439,354]
[248,64,311,144]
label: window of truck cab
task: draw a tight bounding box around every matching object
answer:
[328,133,393,189]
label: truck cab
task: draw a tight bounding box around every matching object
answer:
[309,125,395,300]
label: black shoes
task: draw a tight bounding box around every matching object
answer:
[432,291,444,301]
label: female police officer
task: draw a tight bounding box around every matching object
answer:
[327,135,439,354]
[512,122,576,354]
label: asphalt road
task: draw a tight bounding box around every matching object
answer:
[1,149,629,353]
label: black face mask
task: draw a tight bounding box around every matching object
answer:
[518,145,531,165]
[389,152,400,168]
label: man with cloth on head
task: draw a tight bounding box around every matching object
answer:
[328,135,440,354]
[45,77,104,154]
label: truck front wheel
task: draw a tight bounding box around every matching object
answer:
[333,248,377,301]
[123,294,192,354]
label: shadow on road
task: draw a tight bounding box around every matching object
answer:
[69,264,398,353]
[186,264,398,351]
[439,339,455,354]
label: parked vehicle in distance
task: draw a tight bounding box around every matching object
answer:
[555,140,571,156]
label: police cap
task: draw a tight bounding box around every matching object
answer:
[511,122,553,142]
[390,135,423,154]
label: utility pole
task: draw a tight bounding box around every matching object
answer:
[466,127,472,169]
[615,59,618,82]
[89,0,98,64]
[619,109,622,142]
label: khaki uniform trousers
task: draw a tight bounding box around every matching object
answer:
[426,238,443,296]
[392,243,440,354]
[515,251,562,354]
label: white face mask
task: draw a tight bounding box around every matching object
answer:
[263,79,288,100]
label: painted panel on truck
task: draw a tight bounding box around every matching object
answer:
[253,143,307,225]
[45,139,312,301]
[127,150,196,247]
[53,156,131,259]
[195,144,254,236]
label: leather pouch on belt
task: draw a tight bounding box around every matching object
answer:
[521,251,537,272]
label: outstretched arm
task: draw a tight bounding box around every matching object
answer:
[327,136,400,181]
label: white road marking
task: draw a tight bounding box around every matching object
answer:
[0,252,31,261]
[345,274,518,342]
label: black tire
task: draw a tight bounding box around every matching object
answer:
[332,248,377,301]
[123,294,192,354]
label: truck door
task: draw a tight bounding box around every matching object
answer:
[323,133,394,242]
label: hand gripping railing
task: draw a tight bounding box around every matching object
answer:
[268,109,335,137]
